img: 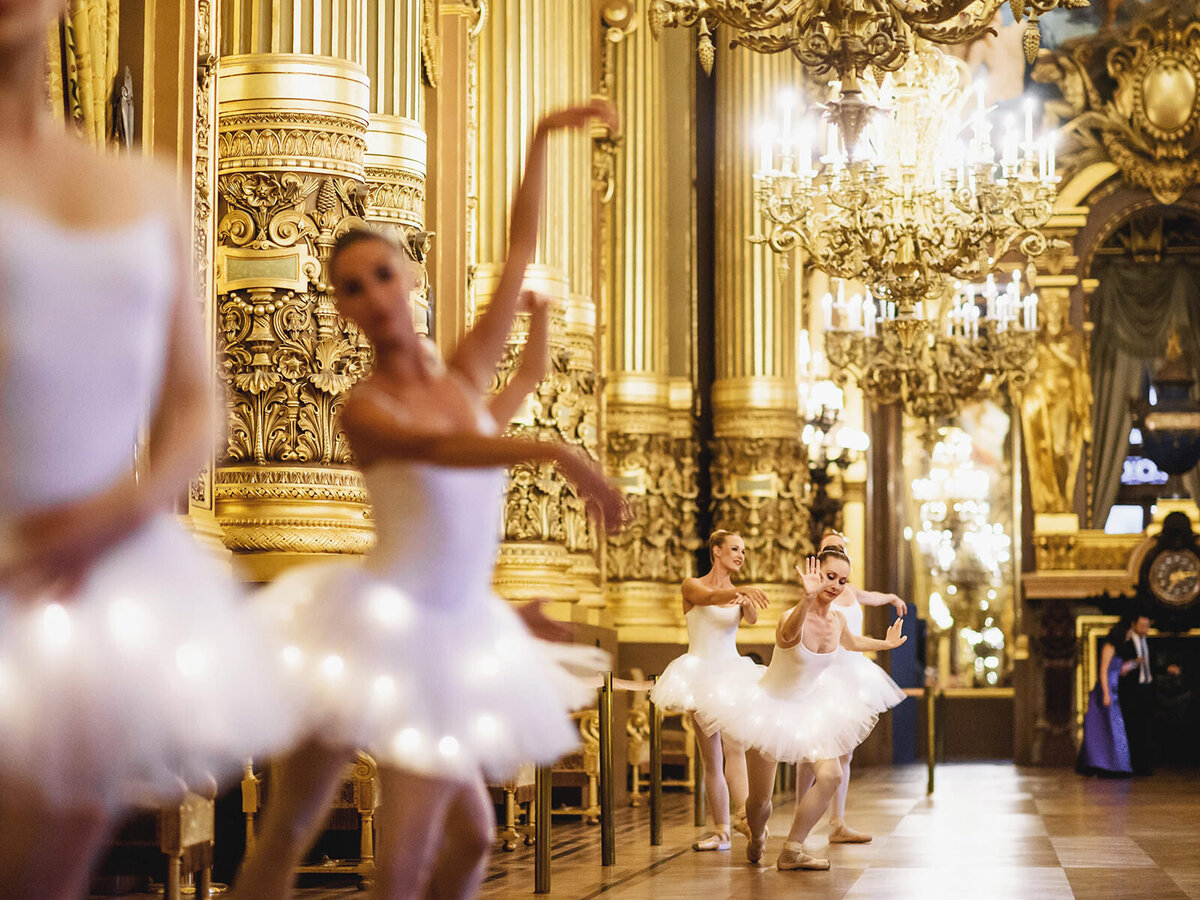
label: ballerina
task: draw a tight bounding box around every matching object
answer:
[229,100,627,900]
[697,549,906,872]
[794,530,909,844]
[649,530,769,851]
[0,2,297,896]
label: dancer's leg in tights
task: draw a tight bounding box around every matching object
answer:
[831,751,851,822]
[692,716,731,840]
[742,747,778,863]
[420,773,495,900]
[721,734,749,818]
[227,738,356,900]
[786,757,842,845]
[0,776,111,900]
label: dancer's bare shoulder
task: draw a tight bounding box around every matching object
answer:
[0,131,183,230]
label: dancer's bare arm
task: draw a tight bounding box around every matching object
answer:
[839,615,907,652]
[342,396,628,531]
[682,580,769,615]
[489,292,550,426]
[847,584,908,616]
[449,101,617,390]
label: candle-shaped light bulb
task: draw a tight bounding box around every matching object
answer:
[1024,98,1034,146]
[1047,131,1057,180]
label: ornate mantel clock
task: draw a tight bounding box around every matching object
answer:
[1139,511,1200,631]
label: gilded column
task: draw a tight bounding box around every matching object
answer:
[214,0,374,579]
[475,0,599,610]
[602,9,678,635]
[712,49,810,603]
[363,1,430,333]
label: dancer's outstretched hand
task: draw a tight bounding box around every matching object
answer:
[887,593,908,616]
[883,618,907,649]
[734,588,770,610]
[537,99,619,136]
[796,556,822,596]
[558,447,632,533]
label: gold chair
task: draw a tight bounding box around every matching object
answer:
[549,708,601,824]
[159,789,216,900]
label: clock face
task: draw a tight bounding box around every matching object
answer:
[1150,548,1200,607]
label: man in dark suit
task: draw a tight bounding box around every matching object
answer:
[1117,615,1177,775]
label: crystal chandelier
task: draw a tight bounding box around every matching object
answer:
[647,0,1083,80]
[750,45,1052,417]
[821,272,1040,420]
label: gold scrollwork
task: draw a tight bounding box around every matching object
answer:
[1035,9,1200,203]
[710,436,813,584]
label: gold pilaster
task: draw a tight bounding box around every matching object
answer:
[712,48,809,604]
[474,0,600,611]
[602,8,682,636]
[214,1,376,578]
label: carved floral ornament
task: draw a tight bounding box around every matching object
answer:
[1035,6,1200,203]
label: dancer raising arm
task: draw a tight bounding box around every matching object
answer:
[230,100,627,900]
[649,531,769,851]
[794,530,909,844]
[697,549,906,872]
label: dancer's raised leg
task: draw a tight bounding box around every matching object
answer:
[692,716,731,849]
[743,748,777,863]
[368,767,462,899]
[422,774,495,900]
[227,739,356,900]
[827,751,870,843]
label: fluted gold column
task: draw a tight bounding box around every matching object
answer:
[474,0,600,612]
[712,49,810,604]
[363,1,429,333]
[214,0,375,579]
[602,9,680,635]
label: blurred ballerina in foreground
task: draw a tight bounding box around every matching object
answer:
[229,101,627,900]
[0,1,297,896]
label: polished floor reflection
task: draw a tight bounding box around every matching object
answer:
[99,763,1200,899]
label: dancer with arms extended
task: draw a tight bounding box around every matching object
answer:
[794,530,908,844]
[650,531,769,851]
[0,1,296,896]
[699,549,906,872]
[230,100,626,900]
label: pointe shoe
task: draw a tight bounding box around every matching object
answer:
[776,844,830,871]
[746,831,767,864]
[692,832,731,851]
[732,813,751,840]
[828,823,872,844]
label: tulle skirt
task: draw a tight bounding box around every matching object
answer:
[256,563,610,783]
[649,652,766,734]
[0,515,299,812]
[696,651,906,763]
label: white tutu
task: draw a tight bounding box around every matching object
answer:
[696,648,906,764]
[649,652,766,729]
[0,516,300,812]
[256,561,608,783]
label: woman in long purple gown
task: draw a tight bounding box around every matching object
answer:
[1077,617,1136,777]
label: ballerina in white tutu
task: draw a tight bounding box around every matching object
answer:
[0,2,297,896]
[794,530,909,845]
[649,530,769,851]
[697,548,906,872]
[228,100,626,900]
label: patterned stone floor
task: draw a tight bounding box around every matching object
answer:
[102,762,1200,899]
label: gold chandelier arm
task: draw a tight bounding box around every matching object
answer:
[895,0,1002,27]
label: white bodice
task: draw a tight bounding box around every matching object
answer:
[0,205,173,519]
[837,597,864,637]
[758,627,839,699]
[362,462,506,607]
[684,602,743,660]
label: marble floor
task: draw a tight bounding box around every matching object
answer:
[104,763,1200,899]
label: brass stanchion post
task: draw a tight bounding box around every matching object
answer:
[600,672,616,866]
[535,764,552,893]
[649,677,663,846]
[925,683,936,795]
[693,729,705,827]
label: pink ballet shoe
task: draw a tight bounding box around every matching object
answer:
[777,843,830,871]
[746,830,767,864]
[692,832,731,851]
[732,813,751,840]
[828,823,872,844]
